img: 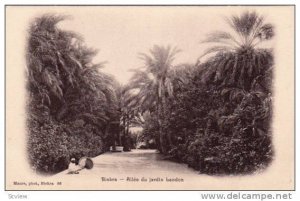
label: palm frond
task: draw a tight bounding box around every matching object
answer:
[201,31,241,47]
[199,46,235,59]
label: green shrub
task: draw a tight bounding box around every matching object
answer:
[26,14,116,174]
[27,116,106,174]
[165,88,273,175]
[27,118,69,173]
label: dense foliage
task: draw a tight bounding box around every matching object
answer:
[132,11,274,174]
[163,59,273,174]
[26,11,274,175]
[26,15,119,173]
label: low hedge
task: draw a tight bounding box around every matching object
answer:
[27,118,105,174]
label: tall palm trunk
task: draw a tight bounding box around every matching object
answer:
[121,114,126,146]
[157,96,166,154]
[105,122,115,151]
[161,90,173,148]
[131,45,180,154]
[124,113,130,150]
[126,117,129,136]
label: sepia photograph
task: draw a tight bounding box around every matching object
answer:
[5,5,295,190]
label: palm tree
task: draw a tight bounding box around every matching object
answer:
[197,11,274,169]
[199,11,274,92]
[129,45,180,154]
[115,84,137,150]
[27,14,122,172]
[27,14,118,160]
[27,14,116,126]
[27,15,81,104]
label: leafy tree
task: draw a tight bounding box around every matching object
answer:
[158,11,274,174]
[114,84,138,151]
[26,14,118,173]
[199,11,274,91]
[129,45,180,153]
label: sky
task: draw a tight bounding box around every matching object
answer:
[5,6,294,189]
[57,6,239,84]
[14,6,280,84]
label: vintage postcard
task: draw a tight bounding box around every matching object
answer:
[5,5,295,190]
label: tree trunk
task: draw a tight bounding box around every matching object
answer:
[124,114,131,151]
[126,116,129,136]
[105,122,115,151]
[158,117,166,154]
[157,97,166,154]
[161,91,173,148]
[122,114,126,146]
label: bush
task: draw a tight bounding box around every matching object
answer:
[162,62,273,175]
[164,85,273,174]
[27,116,106,174]
[26,14,117,174]
[27,118,69,173]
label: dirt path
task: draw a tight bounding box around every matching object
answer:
[57,149,198,177]
[51,149,208,189]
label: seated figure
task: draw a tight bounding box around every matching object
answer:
[67,158,79,174]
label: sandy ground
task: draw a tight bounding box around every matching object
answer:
[52,149,204,190]
[50,149,278,190]
[57,149,198,176]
